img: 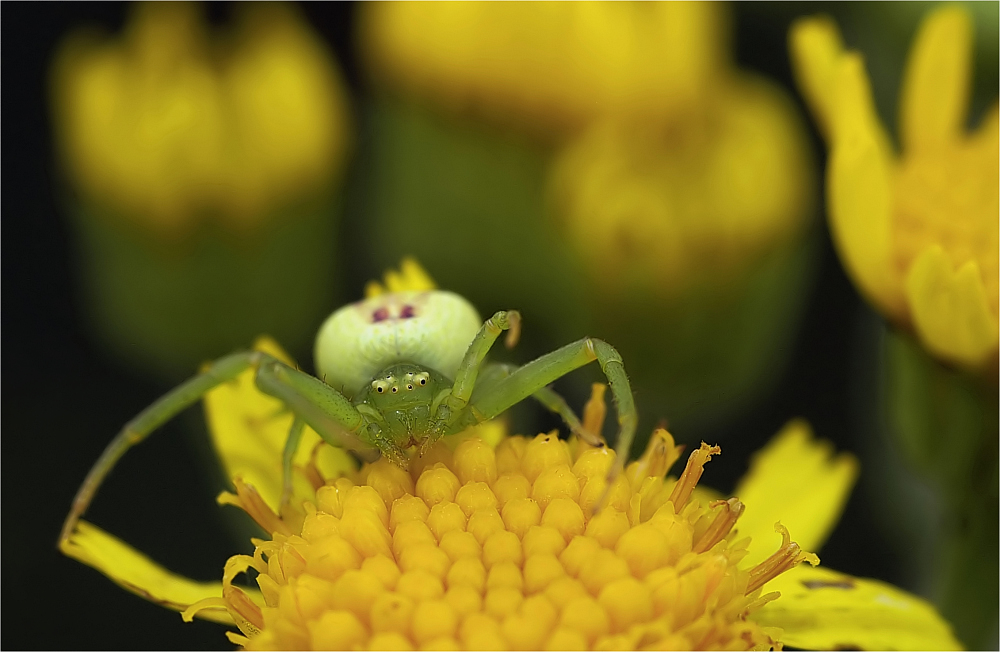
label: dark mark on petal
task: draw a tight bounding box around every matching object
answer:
[803,579,855,590]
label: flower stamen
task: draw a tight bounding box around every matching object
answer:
[628,427,684,486]
[580,383,608,450]
[694,498,746,553]
[217,477,293,537]
[668,442,722,511]
[746,523,820,594]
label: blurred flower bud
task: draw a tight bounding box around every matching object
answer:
[51,2,352,379]
[361,2,728,138]
[550,77,813,298]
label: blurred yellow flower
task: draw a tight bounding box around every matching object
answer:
[51,2,351,237]
[791,7,998,368]
[361,2,814,293]
[360,2,728,136]
[549,76,814,295]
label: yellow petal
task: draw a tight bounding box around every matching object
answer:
[385,257,438,293]
[788,15,844,141]
[905,245,999,367]
[365,257,438,298]
[899,6,973,154]
[203,336,355,510]
[60,520,238,625]
[734,420,858,567]
[751,564,963,651]
[827,54,904,320]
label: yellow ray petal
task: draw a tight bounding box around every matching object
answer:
[203,337,355,510]
[384,257,437,293]
[734,420,858,567]
[827,55,904,320]
[899,6,973,154]
[751,564,963,651]
[788,15,844,141]
[365,257,438,298]
[59,520,245,625]
[905,245,999,368]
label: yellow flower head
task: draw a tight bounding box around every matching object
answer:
[191,422,819,650]
[791,7,999,368]
[360,2,729,136]
[51,2,351,237]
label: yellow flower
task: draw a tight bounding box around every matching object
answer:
[51,2,351,237]
[360,2,728,136]
[790,7,999,368]
[360,3,814,295]
[548,77,814,296]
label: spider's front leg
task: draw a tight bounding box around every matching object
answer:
[474,363,606,448]
[470,338,638,480]
[421,310,521,453]
[60,352,385,547]
[254,360,387,505]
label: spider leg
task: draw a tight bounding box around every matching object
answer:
[280,417,306,510]
[60,350,264,546]
[470,338,637,478]
[472,363,602,446]
[426,310,520,440]
[61,352,379,549]
[254,360,379,460]
[448,310,520,405]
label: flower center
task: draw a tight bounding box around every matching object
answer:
[188,402,819,651]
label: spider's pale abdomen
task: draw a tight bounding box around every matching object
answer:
[314,290,482,396]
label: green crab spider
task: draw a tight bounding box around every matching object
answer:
[60,283,637,545]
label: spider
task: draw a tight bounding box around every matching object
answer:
[60,275,637,544]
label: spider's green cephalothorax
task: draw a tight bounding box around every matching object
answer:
[62,268,638,547]
[356,362,455,459]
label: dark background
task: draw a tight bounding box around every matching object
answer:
[2,3,950,649]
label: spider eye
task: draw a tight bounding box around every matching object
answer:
[407,384,413,390]
[377,386,384,393]
[391,387,398,393]
[419,378,426,385]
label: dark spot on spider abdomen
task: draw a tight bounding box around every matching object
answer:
[370,304,418,323]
